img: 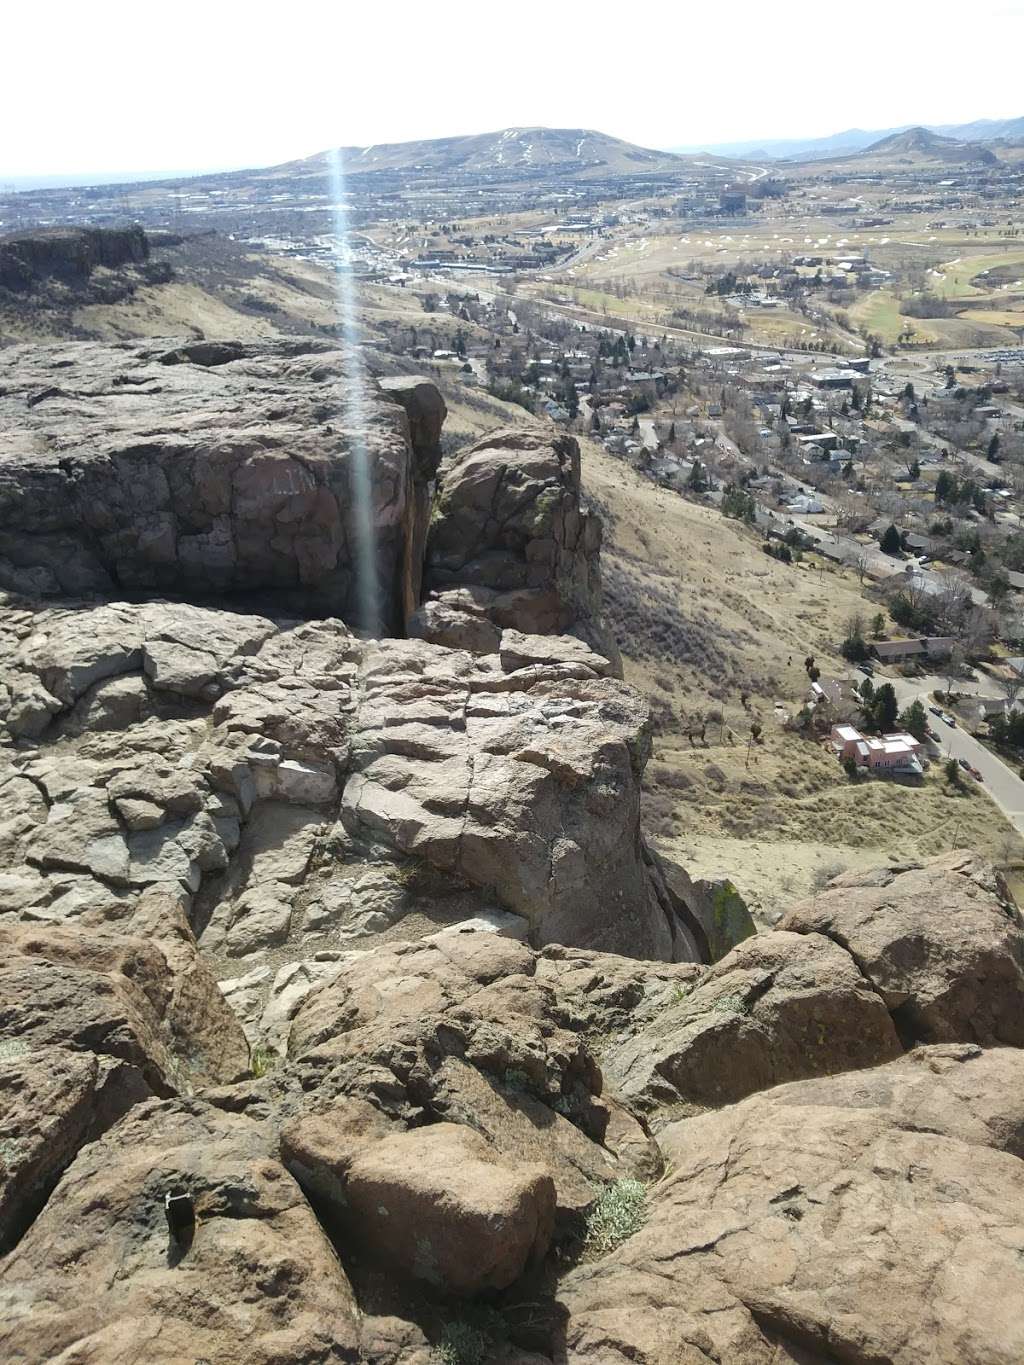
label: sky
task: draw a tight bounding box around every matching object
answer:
[4,0,1024,181]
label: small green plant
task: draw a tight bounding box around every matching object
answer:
[434,1321,489,1365]
[583,1179,648,1257]
[711,992,748,1015]
[249,1045,279,1078]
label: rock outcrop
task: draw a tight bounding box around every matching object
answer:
[0,226,149,293]
[2,822,1023,1360]
[556,1045,1024,1365]
[0,597,703,1011]
[781,853,1024,1046]
[415,428,622,670]
[0,1099,362,1364]
[0,340,441,631]
[3,335,1024,1365]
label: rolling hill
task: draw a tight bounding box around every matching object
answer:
[276,127,702,182]
[857,126,998,164]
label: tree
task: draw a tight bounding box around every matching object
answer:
[898,699,929,741]
[863,682,898,734]
[870,612,886,640]
[880,524,902,556]
[840,613,870,663]
[988,433,1001,462]
[944,758,962,787]
[1001,671,1024,711]
[688,460,707,492]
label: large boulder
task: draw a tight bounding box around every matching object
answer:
[556,1046,1024,1365]
[0,915,248,1095]
[341,1122,556,1294]
[0,1046,147,1255]
[0,339,443,632]
[423,428,621,669]
[781,852,1024,1046]
[285,930,660,1219]
[0,1099,361,1364]
[600,929,902,1119]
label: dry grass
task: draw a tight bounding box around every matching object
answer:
[573,432,1024,920]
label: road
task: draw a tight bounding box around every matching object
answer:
[889,674,1024,834]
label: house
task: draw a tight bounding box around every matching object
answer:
[788,494,824,514]
[903,534,934,556]
[810,676,860,719]
[812,370,855,390]
[960,695,1011,728]
[870,637,955,663]
[796,431,840,452]
[830,725,924,774]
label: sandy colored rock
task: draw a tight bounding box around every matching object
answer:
[0,913,248,1094]
[0,1099,360,1364]
[601,929,902,1118]
[425,427,622,670]
[344,1122,555,1293]
[556,1045,1024,1365]
[781,851,1024,1045]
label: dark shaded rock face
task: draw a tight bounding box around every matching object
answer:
[0,226,149,292]
[0,340,443,633]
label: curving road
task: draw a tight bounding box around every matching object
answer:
[889,674,1024,834]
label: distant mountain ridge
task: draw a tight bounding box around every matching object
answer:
[279,127,702,181]
[672,114,1024,161]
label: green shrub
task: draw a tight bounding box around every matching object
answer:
[249,1045,279,1078]
[434,1322,488,1365]
[583,1179,648,1257]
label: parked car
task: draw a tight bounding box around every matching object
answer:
[928,706,943,718]
[970,766,984,782]
[958,757,971,772]
[941,713,957,728]
[925,727,939,741]
[857,663,874,677]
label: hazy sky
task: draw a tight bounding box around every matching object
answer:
[4,0,1024,179]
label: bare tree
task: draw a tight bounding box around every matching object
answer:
[1000,671,1024,711]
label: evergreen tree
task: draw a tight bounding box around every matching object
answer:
[898,700,928,741]
[880,524,902,555]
